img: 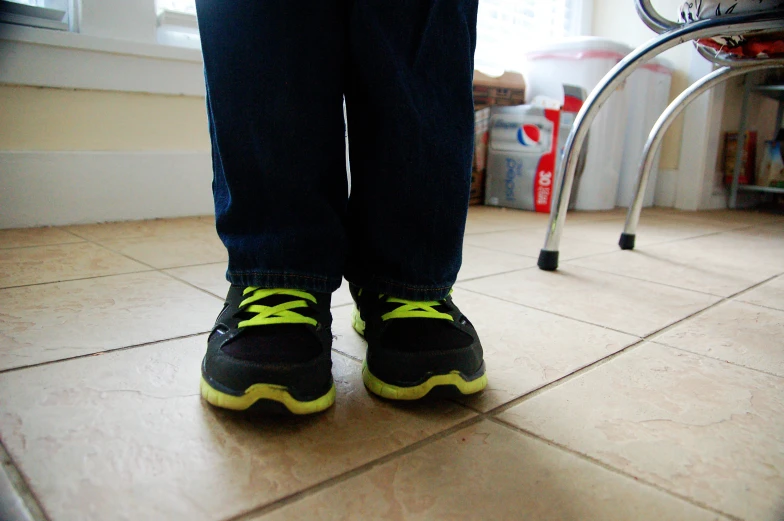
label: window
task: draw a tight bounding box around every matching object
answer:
[475,0,581,73]
[157,0,195,16]
[0,0,69,30]
[156,0,199,49]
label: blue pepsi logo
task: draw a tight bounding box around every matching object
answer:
[517,124,541,146]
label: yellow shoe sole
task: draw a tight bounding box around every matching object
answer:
[362,361,487,400]
[200,376,336,415]
[353,306,487,400]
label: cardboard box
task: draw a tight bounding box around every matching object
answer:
[473,71,526,107]
[470,71,527,206]
[470,106,491,205]
[723,131,757,185]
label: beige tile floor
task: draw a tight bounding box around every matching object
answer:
[0,207,782,521]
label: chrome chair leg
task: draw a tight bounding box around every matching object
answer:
[537,12,784,271]
[620,61,784,250]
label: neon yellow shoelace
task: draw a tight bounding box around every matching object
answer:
[237,287,318,328]
[380,295,454,322]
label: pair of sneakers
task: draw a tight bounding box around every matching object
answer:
[201,284,487,414]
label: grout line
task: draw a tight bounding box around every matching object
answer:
[62,222,217,244]
[655,342,784,380]
[60,228,91,241]
[463,224,545,236]
[563,262,733,298]
[146,259,230,271]
[729,299,784,313]
[454,285,645,339]
[460,272,782,419]
[0,441,51,521]
[0,268,157,291]
[76,240,161,270]
[481,337,650,417]
[331,348,363,364]
[224,415,486,521]
[4,213,778,521]
[0,240,86,251]
[156,269,227,301]
[60,228,100,241]
[226,300,739,521]
[486,418,744,521]
[641,273,782,344]
[74,231,229,274]
[461,241,549,258]
[462,216,773,269]
[455,265,538,284]
[0,332,208,375]
[454,252,780,343]
[161,260,229,270]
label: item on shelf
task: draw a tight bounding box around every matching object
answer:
[470,107,491,205]
[758,140,784,189]
[723,131,757,186]
[473,70,526,107]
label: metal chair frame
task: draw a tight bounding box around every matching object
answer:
[619,61,784,250]
[537,1,784,271]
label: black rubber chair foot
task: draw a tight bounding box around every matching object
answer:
[538,249,559,271]
[619,233,636,250]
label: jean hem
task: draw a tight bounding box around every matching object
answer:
[344,273,454,300]
[226,270,342,294]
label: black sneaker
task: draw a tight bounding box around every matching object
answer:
[350,284,487,400]
[200,286,335,414]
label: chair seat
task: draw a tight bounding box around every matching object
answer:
[679,1,784,58]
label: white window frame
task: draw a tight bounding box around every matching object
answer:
[0,0,204,95]
[0,0,70,31]
[156,7,199,49]
[0,0,593,96]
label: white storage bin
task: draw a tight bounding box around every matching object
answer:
[521,37,632,210]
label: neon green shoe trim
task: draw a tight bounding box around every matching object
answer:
[200,377,336,415]
[352,306,366,336]
[238,287,318,328]
[362,362,487,400]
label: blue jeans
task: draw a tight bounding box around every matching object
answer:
[195,0,478,301]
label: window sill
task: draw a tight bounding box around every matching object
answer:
[0,22,205,96]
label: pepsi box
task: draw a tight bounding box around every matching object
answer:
[484,105,560,212]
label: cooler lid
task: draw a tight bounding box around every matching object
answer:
[523,37,633,59]
[522,36,673,73]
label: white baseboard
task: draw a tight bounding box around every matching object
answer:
[0,151,214,228]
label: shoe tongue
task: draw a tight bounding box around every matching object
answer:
[252,294,308,307]
[381,296,448,316]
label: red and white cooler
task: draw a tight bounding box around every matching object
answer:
[520,37,632,210]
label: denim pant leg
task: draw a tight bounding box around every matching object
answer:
[195,0,348,293]
[344,0,479,301]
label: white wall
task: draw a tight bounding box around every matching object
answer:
[0,9,213,228]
